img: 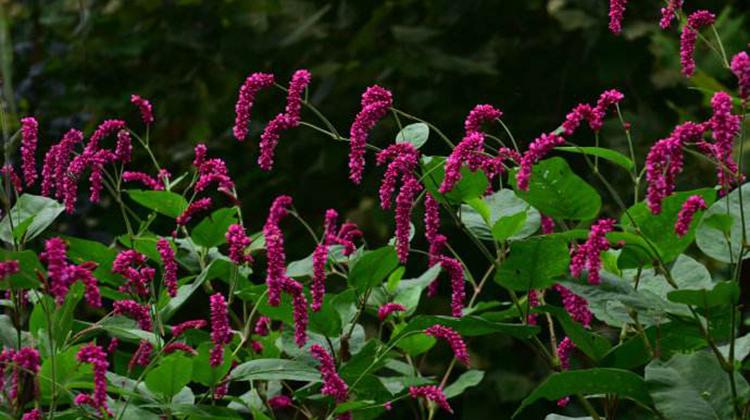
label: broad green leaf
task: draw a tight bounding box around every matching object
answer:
[514,369,654,417]
[645,351,750,420]
[667,281,739,308]
[556,146,634,171]
[145,354,193,399]
[391,315,538,345]
[340,341,383,383]
[99,316,159,344]
[622,189,715,265]
[63,236,119,285]
[192,342,232,387]
[461,190,540,241]
[126,189,188,219]
[386,266,406,293]
[159,261,213,321]
[0,194,64,243]
[286,245,349,278]
[535,306,611,361]
[421,155,489,204]
[443,369,485,398]
[392,264,442,316]
[191,208,238,248]
[492,211,527,241]
[230,359,321,382]
[510,157,601,220]
[349,246,399,291]
[697,182,750,263]
[395,122,429,149]
[40,345,92,403]
[495,238,570,290]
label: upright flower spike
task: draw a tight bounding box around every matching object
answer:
[608,0,628,34]
[464,104,503,134]
[516,133,565,191]
[675,195,707,237]
[310,344,349,403]
[732,51,750,99]
[176,197,213,226]
[555,336,576,407]
[113,300,152,331]
[226,224,253,265]
[409,386,452,414]
[258,69,312,171]
[424,324,470,365]
[680,10,716,77]
[378,302,406,320]
[424,193,440,243]
[210,292,232,367]
[20,117,38,187]
[394,177,422,263]
[233,72,275,141]
[40,128,82,199]
[348,85,393,184]
[156,238,178,297]
[660,0,683,29]
[130,94,154,125]
[569,218,616,285]
[703,92,742,193]
[75,343,110,416]
[646,121,707,213]
[554,284,593,327]
[114,130,132,163]
[263,195,293,306]
[171,319,207,338]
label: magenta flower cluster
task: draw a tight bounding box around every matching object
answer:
[130,94,154,125]
[409,385,452,414]
[310,344,349,403]
[675,195,708,237]
[680,10,716,77]
[378,302,406,320]
[75,343,110,416]
[20,117,38,187]
[348,85,393,184]
[209,292,232,367]
[424,324,470,366]
[226,223,254,265]
[156,238,178,297]
[40,237,101,307]
[570,218,616,285]
[114,300,152,331]
[233,72,275,141]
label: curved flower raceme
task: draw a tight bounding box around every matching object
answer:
[660,0,683,29]
[439,132,485,194]
[258,69,312,170]
[176,197,213,226]
[732,51,750,99]
[280,276,309,347]
[254,316,271,336]
[554,284,593,327]
[409,385,452,414]
[310,344,349,403]
[464,104,502,134]
[424,325,470,365]
[1,165,22,193]
[113,300,152,331]
[163,342,197,356]
[424,193,440,242]
[226,224,253,265]
[516,133,565,191]
[156,238,178,297]
[376,143,420,209]
[171,319,207,338]
[348,85,393,184]
[562,89,624,136]
[263,195,293,306]
[194,144,235,195]
[20,116,38,187]
[394,176,422,263]
[210,293,232,367]
[608,0,628,34]
[75,344,110,416]
[378,302,406,320]
[122,171,164,190]
[556,336,576,407]
[680,10,716,77]
[233,72,275,141]
[41,238,101,307]
[130,94,154,125]
[128,340,153,371]
[112,249,152,297]
[675,195,707,237]
[569,218,616,285]
[40,128,82,199]
[702,92,742,193]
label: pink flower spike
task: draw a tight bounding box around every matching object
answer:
[176,197,213,226]
[113,300,152,331]
[163,342,197,356]
[378,302,406,320]
[210,292,232,367]
[439,132,485,194]
[226,224,253,265]
[233,72,275,141]
[424,324,470,365]
[394,177,422,263]
[75,343,110,415]
[281,276,309,347]
[608,0,628,34]
[171,319,207,337]
[254,316,271,336]
[0,260,19,280]
[263,195,293,306]
[130,94,154,125]
[464,104,503,134]
[660,0,683,29]
[409,386,452,414]
[1,165,22,193]
[541,215,555,234]
[20,117,38,187]
[268,395,293,409]
[680,10,716,77]
[115,130,132,163]
[570,218,616,285]
[675,195,707,237]
[554,284,593,327]
[21,409,42,420]
[424,193,440,242]
[122,171,164,190]
[516,133,565,191]
[310,344,349,403]
[732,51,750,99]
[348,85,393,184]
[41,237,71,304]
[128,340,153,371]
[156,238,178,297]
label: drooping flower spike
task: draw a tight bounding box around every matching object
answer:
[348,85,393,184]
[156,238,178,297]
[732,51,750,99]
[424,324,470,365]
[464,104,503,134]
[555,336,576,407]
[233,72,275,141]
[608,0,628,34]
[439,132,485,194]
[112,249,152,297]
[128,340,153,371]
[310,344,349,403]
[409,385,452,414]
[554,284,593,327]
[680,10,716,77]
[41,237,101,307]
[40,128,83,199]
[702,92,742,193]
[1,165,22,193]
[20,116,38,187]
[660,0,683,29]
[569,218,616,285]
[394,176,422,263]
[210,292,232,367]
[516,132,565,191]
[130,94,154,125]
[194,144,235,195]
[114,300,153,331]
[75,343,111,416]
[280,276,309,347]
[123,171,165,190]
[171,319,207,338]
[263,195,293,306]
[376,143,420,209]
[378,303,406,320]
[226,224,254,265]
[675,195,707,237]
[176,197,213,226]
[562,89,624,136]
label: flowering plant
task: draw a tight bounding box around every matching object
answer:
[0,1,748,419]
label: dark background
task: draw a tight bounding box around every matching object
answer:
[3,1,750,418]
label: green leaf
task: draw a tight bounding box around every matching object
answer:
[159,262,213,321]
[126,189,188,218]
[99,316,159,344]
[514,369,654,417]
[391,315,538,344]
[230,359,321,382]
[0,249,43,289]
[63,236,120,285]
[0,194,64,243]
[421,155,489,204]
[622,189,715,265]
[495,238,570,291]
[697,182,750,263]
[395,122,429,149]
[349,246,399,291]
[667,281,739,308]
[192,342,232,387]
[492,211,527,241]
[510,157,601,220]
[385,266,406,293]
[391,264,442,316]
[556,146,634,171]
[40,345,92,403]
[535,306,611,361]
[443,369,485,398]
[191,208,238,248]
[144,354,193,399]
[461,190,540,241]
[645,351,750,420]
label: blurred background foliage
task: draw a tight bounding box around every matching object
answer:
[2,0,750,418]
